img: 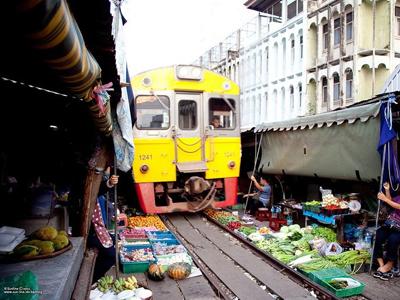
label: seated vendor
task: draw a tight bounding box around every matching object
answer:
[245,175,271,214]
[372,182,400,281]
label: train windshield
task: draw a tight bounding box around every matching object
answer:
[209,98,236,129]
[135,95,170,129]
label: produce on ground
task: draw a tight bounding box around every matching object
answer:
[128,215,167,230]
[97,275,138,293]
[238,226,257,236]
[120,247,155,262]
[227,221,242,230]
[312,226,337,242]
[147,263,166,281]
[120,228,147,239]
[168,262,192,280]
[153,243,186,256]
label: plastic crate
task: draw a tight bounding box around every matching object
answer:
[319,276,365,298]
[321,207,349,216]
[120,259,155,273]
[150,238,179,246]
[120,245,156,273]
[121,238,151,246]
[309,268,348,282]
[146,231,176,240]
[302,203,322,213]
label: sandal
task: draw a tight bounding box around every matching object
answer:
[373,271,393,281]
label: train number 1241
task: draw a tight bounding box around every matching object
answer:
[139,154,153,160]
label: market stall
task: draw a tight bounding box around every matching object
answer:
[204,208,370,298]
[0,0,132,299]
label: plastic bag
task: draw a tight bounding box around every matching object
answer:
[322,242,343,256]
[0,271,39,300]
[309,237,327,251]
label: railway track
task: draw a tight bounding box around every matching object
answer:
[164,213,366,300]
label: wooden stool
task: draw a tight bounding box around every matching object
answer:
[256,208,269,221]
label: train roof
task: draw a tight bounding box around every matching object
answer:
[130,65,240,95]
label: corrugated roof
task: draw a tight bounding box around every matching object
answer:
[255,100,381,132]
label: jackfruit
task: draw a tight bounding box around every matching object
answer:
[58,230,68,237]
[20,239,42,248]
[38,241,55,254]
[35,226,58,241]
[14,245,39,258]
[51,234,69,250]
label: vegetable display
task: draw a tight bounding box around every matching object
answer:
[312,226,337,243]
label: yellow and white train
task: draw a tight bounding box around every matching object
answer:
[131,65,241,213]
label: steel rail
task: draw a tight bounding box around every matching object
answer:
[201,213,343,300]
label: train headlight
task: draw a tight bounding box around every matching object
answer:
[140,164,149,174]
[228,161,235,169]
[176,65,202,81]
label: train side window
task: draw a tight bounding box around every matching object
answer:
[178,100,197,130]
[135,95,170,129]
[209,98,236,129]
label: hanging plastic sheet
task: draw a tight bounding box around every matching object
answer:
[377,95,400,190]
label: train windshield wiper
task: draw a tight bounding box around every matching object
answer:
[222,96,236,114]
[151,90,170,111]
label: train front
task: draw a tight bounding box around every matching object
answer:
[131,65,241,213]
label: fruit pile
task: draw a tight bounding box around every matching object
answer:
[14,226,69,259]
[120,247,155,262]
[128,215,167,230]
[204,208,232,219]
[96,275,138,293]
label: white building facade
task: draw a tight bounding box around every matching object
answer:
[241,0,306,129]
[194,0,307,130]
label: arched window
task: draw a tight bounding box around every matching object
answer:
[281,38,286,76]
[333,14,341,47]
[290,34,295,66]
[333,72,340,101]
[299,33,303,60]
[281,87,286,118]
[321,18,329,50]
[252,53,256,85]
[258,50,262,81]
[321,76,328,104]
[265,47,269,82]
[345,69,353,99]
[273,42,278,78]
[264,92,268,122]
[298,83,303,108]
[289,85,294,109]
[396,3,400,36]
[345,5,353,41]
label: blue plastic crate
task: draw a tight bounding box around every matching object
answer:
[150,238,180,246]
[146,231,176,240]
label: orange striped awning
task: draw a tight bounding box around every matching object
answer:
[16,0,112,135]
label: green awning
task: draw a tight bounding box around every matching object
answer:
[257,101,382,181]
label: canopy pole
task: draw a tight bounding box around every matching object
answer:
[369,143,386,273]
[113,157,119,278]
[244,133,263,214]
